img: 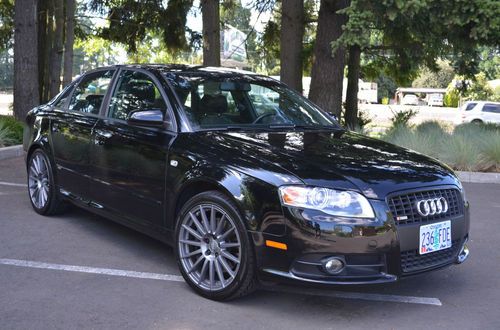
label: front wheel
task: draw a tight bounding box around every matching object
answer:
[175,191,256,300]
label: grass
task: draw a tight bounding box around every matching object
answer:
[382,121,500,173]
[0,115,24,147]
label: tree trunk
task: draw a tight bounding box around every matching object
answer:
[37,0,49,103]
[49,0,64,98]
[280,0,304,93]
[62,0,75,87]
[14,0,39,121]
[345,45,361,129]
[201,0,220,66]
[308,0,348,118]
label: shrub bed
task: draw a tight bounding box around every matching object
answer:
[382,121,500,172]
[0,115,24,148]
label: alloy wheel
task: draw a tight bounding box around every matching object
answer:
[28,153,51,209]
[178,203,242,292]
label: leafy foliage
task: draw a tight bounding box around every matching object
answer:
[478,46,500,80]
[0,115,23,147]
[0,0,13,52]
[339,109,372,131]
[333,0,500,85]
[85,0,197,53]
[445,72,496,104]
[389,108,418,128]
[412,61,455,89]
[376,74,397,103]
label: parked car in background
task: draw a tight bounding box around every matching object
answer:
[427,94,443,107]
[460,101,500,124]
[402,94,419,105]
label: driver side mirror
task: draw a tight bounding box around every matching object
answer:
[127,109,164,127]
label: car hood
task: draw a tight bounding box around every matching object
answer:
[197,130,461,199]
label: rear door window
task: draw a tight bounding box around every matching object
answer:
[465,102,477,111]
[68,70,115,114]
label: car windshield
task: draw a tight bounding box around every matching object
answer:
[164,72,340,131]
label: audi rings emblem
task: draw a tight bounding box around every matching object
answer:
[416,197,448,216]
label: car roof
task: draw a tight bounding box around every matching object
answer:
[465,101,500,105]
[86,64,259,76]
[80,64,278,84]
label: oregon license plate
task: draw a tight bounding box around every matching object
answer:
[419,220,451,255]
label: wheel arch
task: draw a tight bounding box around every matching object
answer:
[169,166,284,235]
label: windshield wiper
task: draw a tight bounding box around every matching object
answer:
[197,125,259,132]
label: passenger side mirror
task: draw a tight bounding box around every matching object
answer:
[127,109,164,127]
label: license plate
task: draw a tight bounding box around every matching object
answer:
[419,220,451,255]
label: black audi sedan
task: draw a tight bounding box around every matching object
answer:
[23,64,470,300]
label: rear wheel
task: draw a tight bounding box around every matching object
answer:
[27,149,67,215]
[175,191,256,300]
[471,119,483,124]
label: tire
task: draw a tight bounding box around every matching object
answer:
[471,119,483,124]
[175,191,256,300]
[27,149,67,215]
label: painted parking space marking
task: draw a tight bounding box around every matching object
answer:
[0,181,26,187]
[265,286,442,306]
[0,258,442,306]
[0,258,184,282]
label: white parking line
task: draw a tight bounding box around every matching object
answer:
[0,258,184,282]
[265,286,442,306]
[0,181,26,187]
[0,258,442,306]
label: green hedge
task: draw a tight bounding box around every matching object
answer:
[0,115,24,147]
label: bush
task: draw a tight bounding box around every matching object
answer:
[390,108,418,127]
[339,109,372,132]
[415,120,448,135]
[384,108,418,140]
[444,89,460,107]
[478,131,500,172]
[0,121,15,148]
[383,122,445,159]
[0,115,24,147]
[440,134,481,171]
[382,121,500,172]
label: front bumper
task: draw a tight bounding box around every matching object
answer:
[255,189,470,285]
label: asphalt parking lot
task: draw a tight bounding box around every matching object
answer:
[1,156,499,329]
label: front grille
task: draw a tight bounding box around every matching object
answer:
[400,240,460,273]
[388,188,463,225]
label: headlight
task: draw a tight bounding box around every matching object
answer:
[279,186,375,218]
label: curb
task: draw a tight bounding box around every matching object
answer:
[0,145,24,161]
[456,171,500,184]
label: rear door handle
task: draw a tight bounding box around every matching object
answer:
[94,129,113,145]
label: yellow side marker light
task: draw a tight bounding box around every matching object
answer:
[265,240,288,250]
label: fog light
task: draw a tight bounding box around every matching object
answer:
[323,257,345,274]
